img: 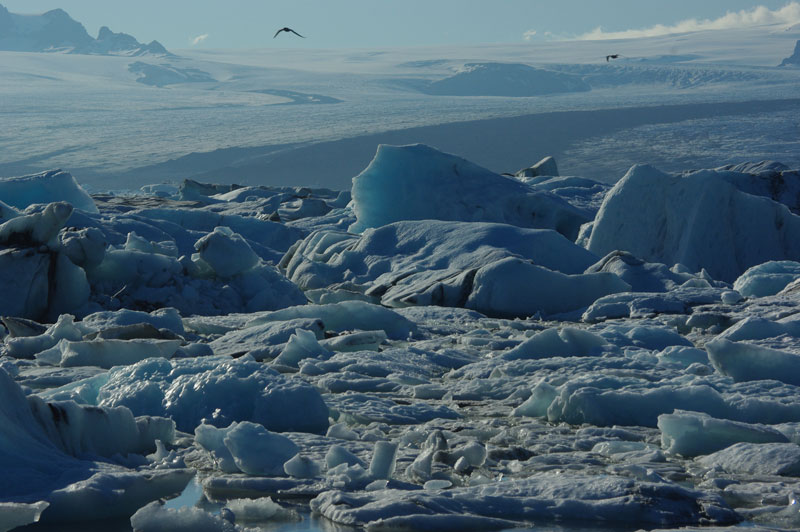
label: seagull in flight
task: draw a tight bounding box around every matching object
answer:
[606,54,620,62]
[274,27,305,39]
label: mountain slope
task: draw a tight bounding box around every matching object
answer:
[0,3,169,55]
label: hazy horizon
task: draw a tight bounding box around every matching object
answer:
[2,0,799,50]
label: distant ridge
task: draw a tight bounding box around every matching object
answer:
[421,63,590,97]
[0,3,170,55]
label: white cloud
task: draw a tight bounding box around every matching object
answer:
[523,29,560,41]
[191,33,209,46]
[576,2,800,40]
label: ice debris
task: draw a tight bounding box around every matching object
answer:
[2,149,800,530]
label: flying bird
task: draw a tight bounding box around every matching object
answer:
[606,54,620,62]
[274,27,305,39]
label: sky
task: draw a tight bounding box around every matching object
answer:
[2,1,800,49]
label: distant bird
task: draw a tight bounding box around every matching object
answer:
[274,27,305,39]
[606,54,620,62]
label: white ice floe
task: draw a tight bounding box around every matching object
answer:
[246,301,418,340]
[706,337,800,385]
[35,338,182,368]
[194,226,260,278]
[196,421,300,476]
[502,327,608,361]
[311,473,737,528]
[87,229,306,316]
[696,441,800,476]
[582,285,725,322]
[0,502,49,532]
[134,206,304,255]
[368,441,399,479]
[714,315,800,343]
[0,201,74,246]
[4,311,189,366]
[733,260,800,297]
[224,496,296,522]
[326,445,366,469]
[586,250,702,292]
[0,364,175,460]
[47,355,330,434]
[4,314,84,359]
[466,256,630,318]
[209,317,325,360]
[0,170,97,213]
[326,391,458,426]
[658,410,790,457]
[273,328,333,368]
[27,396,176,457]
[81,307,185,335]
[130,501,240,532]
[515,155,559,178]
[284,454,322,478]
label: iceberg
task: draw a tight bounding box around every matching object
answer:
[93,356,329,434]
[350,144,591,240]
[283,220,608,317]
[587,164,800,282]
[0,170,97,213]
[0,368,190,521]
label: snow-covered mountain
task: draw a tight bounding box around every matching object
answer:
[94,25,170,56]
[0,3,169,55]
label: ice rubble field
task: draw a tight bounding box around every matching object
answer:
[3,145,800,532]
